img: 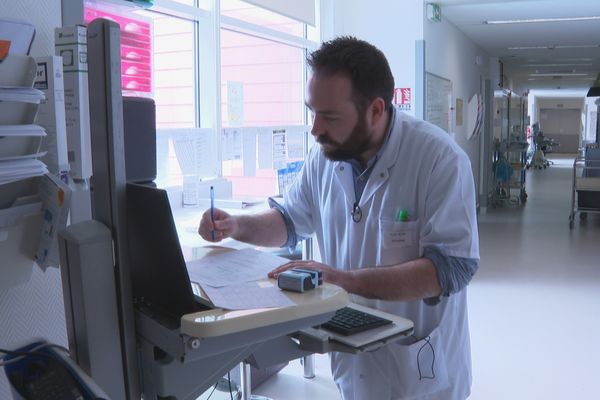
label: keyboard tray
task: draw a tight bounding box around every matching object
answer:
[322,306,392,336]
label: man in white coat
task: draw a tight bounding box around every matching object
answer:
[199,36,479,400]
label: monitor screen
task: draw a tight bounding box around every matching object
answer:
[126,182,200,321]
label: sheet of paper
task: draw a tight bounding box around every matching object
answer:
[0,151,47,162]
[222,128,243,161]
[0,87,45,103]
[0,198,41,229]
[193,129,219,177]
[0,124,46,136]
[0,159,48,185]
[272,128,287,170]
[227,81,244,126]
[171,128,218,178]
[277,160,304,195]
[35,173,72,270]
[186,247,289,287]
[242,127,257,176]
[182,175,198,206]
[286,126,305,159]
[257,128,273,169]
[172,133,195,174]
[201,280,294,310]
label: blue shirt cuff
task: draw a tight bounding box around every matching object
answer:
[268,196,304,251]
[422,245,479,306]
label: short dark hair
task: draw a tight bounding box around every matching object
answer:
[307,36,394,111]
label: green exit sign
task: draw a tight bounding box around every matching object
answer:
[427,3,442,22]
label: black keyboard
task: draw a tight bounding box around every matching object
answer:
[322,307,393,336]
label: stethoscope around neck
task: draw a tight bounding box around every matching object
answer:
[351,201,362,223]
[350,163,373,224]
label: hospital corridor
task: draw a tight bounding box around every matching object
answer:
[3,1,600,399]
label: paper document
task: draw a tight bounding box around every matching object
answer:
[0,159,48,185]
[0,151,47,162]
[226,81,244,126]
[0,197,41,229]
[257,129,273,169]
[242,128,257,176]
[272,129,287,169]
[0,87,45,103]
[171,128,218,178]
[286,126,306,159]
[35,174,72,270]
[201,280,294,310]
[186,248,289,287]
[0,124,46,136]
[222,128,243,161]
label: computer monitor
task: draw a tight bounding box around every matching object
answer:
[126,182,205,322]
[123,96,156,184]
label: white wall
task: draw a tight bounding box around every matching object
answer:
[330,0,424,118]
[536,98,585,111]
[536,98,584,153]
[424,5,489,198]
[328,1,488,198]
[0,1,67,398]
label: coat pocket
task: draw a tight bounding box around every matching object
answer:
[387,326,450,399]
[378,219,420,265]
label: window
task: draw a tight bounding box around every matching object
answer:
[220,1,314,197]
[221,0,304,37]
[83,0,317,196]
[220,31,304,127]
[84,0,203,187]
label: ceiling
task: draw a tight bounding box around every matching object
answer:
[437,0,600,94]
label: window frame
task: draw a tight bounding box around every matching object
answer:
[68,0,319,189]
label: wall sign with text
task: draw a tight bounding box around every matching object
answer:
[394,87,411,111]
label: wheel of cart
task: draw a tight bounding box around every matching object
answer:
[569,214,575,230]
[519,190,527,203]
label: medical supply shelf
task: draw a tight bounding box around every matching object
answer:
[0,54,50,288]
[491,140,528,207]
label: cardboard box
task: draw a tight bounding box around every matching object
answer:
[55,25,92,180]
[34,56,70,177]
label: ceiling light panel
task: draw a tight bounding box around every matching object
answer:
[486,16,600,24]
[521,63,592,67]
[529,73,588,76]
[508,44,599,50]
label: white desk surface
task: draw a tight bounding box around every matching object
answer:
[179,246,349,338]
[181,281,348,338]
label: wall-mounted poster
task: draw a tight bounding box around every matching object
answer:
[425,72,452,134]
[394,87,411,111]
[456,98,463,126]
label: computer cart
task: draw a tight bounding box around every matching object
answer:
[492,140,528,206]
[569,153,600,229]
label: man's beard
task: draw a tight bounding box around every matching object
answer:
[318,112,372,161]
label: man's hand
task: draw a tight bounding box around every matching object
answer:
[268,260,347,288]
[198,208,238,242]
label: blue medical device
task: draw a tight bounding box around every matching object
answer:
[277,268,323,293]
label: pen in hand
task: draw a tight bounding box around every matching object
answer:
[210,186,215,240]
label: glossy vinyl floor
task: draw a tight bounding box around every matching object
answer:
[201,155,600,400]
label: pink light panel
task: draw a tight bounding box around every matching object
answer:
[84,6,153,94]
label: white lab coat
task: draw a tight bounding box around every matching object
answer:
[283,109,479,400]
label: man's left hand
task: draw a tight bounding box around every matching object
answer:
[268,260,345,287]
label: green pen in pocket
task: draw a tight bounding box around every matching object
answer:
[395,208,409,222]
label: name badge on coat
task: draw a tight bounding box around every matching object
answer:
[380,219,419,248]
